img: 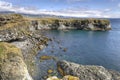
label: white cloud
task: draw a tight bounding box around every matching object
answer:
[0,0,119,18]
[0,1,12,7]
[118,3,120,7]
[0,1,12,11]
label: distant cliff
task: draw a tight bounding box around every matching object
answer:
[31,18,111,31]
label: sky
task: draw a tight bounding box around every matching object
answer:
[0,0,120,18]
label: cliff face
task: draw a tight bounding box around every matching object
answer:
[33,18,111,31]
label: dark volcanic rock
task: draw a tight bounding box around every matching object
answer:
[57,60,120,80]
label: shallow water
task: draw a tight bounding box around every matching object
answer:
[34,19,120,80]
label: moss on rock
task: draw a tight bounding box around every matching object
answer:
[0,42,22,61]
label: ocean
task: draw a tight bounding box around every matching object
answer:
[34,18,120,80]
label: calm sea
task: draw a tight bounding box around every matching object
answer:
[34,19,120,80]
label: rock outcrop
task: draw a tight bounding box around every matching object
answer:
[57,60,120,80]
[0,42,33,80]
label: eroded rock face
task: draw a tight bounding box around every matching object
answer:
[36,19,112,31]
[0,42,33,80]
[57,60,120,80]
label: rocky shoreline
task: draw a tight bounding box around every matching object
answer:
[56,60,120,80]
[0,14,49,80]
[1,14,120,80]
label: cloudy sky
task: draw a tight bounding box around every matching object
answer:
[0,0,120,18]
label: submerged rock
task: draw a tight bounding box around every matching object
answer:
[0,42,33,80]
[57,60,120,80]
[47,69,54,74]
[63,48,67,52]
[40,55,54,61]
[40,55,58,61]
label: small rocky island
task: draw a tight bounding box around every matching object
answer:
[0,14,119,80]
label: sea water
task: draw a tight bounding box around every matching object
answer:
[35,19,120,80]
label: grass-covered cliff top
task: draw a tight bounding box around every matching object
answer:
[35,18,110,25]
[0,14,29,30]
[0,42,22,63]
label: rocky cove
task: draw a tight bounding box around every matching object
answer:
[0,14,120,80]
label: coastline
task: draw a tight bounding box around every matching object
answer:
[1,14,120,80]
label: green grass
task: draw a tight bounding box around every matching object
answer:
[0,42,22,62]
[0,14,29,30]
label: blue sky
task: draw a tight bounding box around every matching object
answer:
[0,0,120,18]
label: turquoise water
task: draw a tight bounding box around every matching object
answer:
[35,19,120,80]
